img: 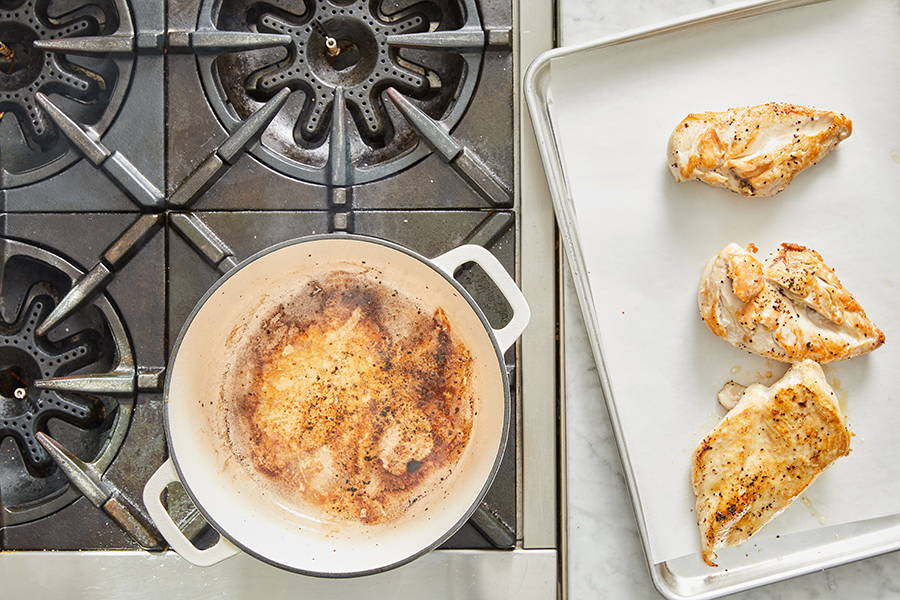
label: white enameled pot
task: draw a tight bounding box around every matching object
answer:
[142,234,529,576]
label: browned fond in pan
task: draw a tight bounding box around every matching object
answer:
[224,270,475,524]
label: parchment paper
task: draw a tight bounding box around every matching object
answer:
[547,0,900,563]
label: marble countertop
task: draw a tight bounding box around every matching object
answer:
[558,1,900,598]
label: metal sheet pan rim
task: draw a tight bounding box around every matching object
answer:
[523,1,900,598]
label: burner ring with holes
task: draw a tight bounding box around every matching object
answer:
[0,0,134,188]
[198,0,483,185]
[0,238,134,526]
[0,293,104,477]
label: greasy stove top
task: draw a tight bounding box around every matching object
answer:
[0,0,517,552]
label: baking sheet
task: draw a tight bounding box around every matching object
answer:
[547,0,900,564]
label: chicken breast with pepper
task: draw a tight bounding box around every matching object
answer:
[692,360,851,566]
[668,103,851,197]
[698,242,884,363]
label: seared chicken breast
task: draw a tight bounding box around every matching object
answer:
[693,360,851,566]
[699,243,884,363]
[669,103,852,197]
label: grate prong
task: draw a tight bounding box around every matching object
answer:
[328,87,352,186]
[384,87,461,160]
[219,87,291,163]
[187,30,292,52]
[35,432,162,549]
[34,94,165,209]
[34,369,136,396]
[36,215,163,336]
[34,35,134,54]
[328,87,354,206]
[385,87,511,206]
[386,28,485,51]
[33,92,107,163]
[170,88,291,207]
[170,213,239,274]
[34,263,111,337]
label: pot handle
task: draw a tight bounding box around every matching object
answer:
[432,245,531,352]
[142,458,240,567]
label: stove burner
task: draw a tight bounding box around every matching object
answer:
[0,0,133,188]
[199,0,483,184]
[0,238,134,526]
[0,291,102,476]
[0,1,105,146]
[251,5,429,144]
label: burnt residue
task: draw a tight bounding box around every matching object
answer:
[224,270,474,525]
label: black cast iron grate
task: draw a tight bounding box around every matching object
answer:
[201,0,484,184]
[0,0,515,548]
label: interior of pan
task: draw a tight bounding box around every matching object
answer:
[165,236,508,575]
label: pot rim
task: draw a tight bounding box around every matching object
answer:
[163,232,513,577]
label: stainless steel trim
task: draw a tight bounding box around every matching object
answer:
[517,0,559,552]
[0,549,558,599]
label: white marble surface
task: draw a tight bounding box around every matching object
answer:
[559,1,900,598]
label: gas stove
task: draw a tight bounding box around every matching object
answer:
[0,0,559,597]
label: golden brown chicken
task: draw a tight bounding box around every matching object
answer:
[699,242,884,363]
[692,360,851,566]
[668,103,851,197]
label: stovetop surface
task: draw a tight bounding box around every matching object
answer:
[0,0,518,552]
